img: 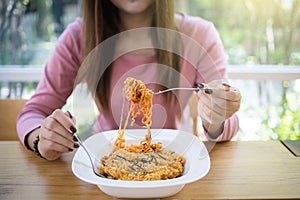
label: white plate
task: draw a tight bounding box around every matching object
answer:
[72,129,210,198]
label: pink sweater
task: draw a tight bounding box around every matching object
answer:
[17,15,239,146]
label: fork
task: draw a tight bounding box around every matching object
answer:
[73,134,106,178]
[153,83,213,95]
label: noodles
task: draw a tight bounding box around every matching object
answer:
[99,77,185,180]
[123,77,153,128]
[100,148,184,181]
[115,77,162,153]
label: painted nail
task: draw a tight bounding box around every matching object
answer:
[222,82,231,87]
[68,148,73,152]
[73,135,78,142]
[67,111,73,119]
[70,125,77,133]
[204,89,213,94]
[197,83,205,89]
[73,143,79,148]
[222,83,231,91]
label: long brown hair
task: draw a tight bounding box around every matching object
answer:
[81,0,181,112]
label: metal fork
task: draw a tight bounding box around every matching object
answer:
[153,83,213,95]
[73,134,106,178]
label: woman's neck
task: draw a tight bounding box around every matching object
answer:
[118,9,153,30]
[116,6,155,56]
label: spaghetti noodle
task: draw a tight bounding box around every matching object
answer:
[99,148,185,181]
[115,77,162,153]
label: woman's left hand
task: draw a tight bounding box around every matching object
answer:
[196,80,241,135]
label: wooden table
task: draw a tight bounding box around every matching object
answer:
[0,141,299,200]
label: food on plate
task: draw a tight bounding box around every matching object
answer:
[99,77,185,180]
[99,148,184,180]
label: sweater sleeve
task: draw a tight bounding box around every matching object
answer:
[16,18,83,146]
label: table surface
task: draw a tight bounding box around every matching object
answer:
[0,140,299,200]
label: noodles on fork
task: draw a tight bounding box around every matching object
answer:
[114,77,162,153]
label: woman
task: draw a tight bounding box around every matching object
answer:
[17,0,241,160]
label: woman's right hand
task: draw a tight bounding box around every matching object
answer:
[28,109,78,160]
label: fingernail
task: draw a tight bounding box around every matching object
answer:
[197,83,205,89]
[222,83,231,87]
[70,125,77,133]
[73,135,78,142]
[68,148,73,152]
[67,111,73,119]
[222,83,231,91]
[205,89,213,94]
[73,143,79,148]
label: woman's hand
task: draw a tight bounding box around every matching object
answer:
[28,109,77,160]
[197,80,241,138]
